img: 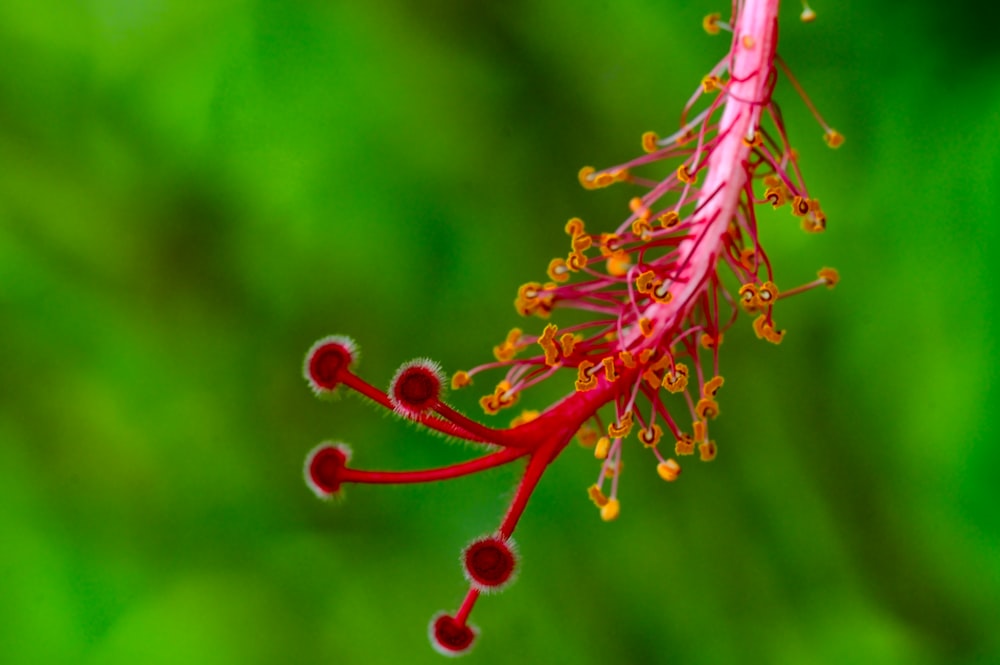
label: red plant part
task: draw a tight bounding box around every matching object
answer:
[462,536,518,593]
[299,0,843,655]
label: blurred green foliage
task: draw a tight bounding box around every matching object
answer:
[2,1,998,663]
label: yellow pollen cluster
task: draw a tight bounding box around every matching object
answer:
[695,398,720,420]
[547,257,570,283]
[575,360,598,392]
[824,129,844,148]
[676,164,697,185]
[451,370,472,390]
[594,436,611,460]
[608,411,633,439]
[700,332,723,350]
[479,380,519,415]
[742,131,763,148]
[588,484,609,507]
[702,12,722,34]
[641,131,660,153]
[657,459,681,482]
[658,210,680,228]
[639,424,663,448]
[515,281,556,318]
[704,375,725,397]
[753,315,785,344]
[537,323,561,366]
[701,74,724,93]
[578,166,630,190]
[493,328,524,362]
[509,410,539,428]
[635,270,673,305]
[663,363,689,393]
[818,267,840,287]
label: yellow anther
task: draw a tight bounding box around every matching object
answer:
[790,195,811,217]
[600,498,620,522]
[631,218,652,238]
[559,333,577,358]
[547,257,571,283]
[588,484,609,507]
[823,128,844,148]
[741,34,756,49]
[700,332,722,350]
[800,1,816,22]
[629,196,651,220]
[641,131,660,153]
[575,360,598,392]
[663,363,688,393]
[741,131,763,148]
[613,168,631,183]
[651,282,672,304]
[606,250,631,277]
[493,328,524,362]
[752,315,785,344]
[703,12,721,34]
[538,323,560,366]
[571,233,592,252]
[577,424,599,448]
[764,185,787,208]
[639,318,655,338]
[636,270,657,294]
[695,398,720,420]
[601,356,620,383]
[657,459,681,482]
[619,350,636,369]
[802,210,827,233]
[818,267,840,288]
[675,433,695,455]
[757,280,778,305]
[599,233,621,256]
[676,163,696,185]
[595,172,615,188]
[608,411,633,439]
[692,420,707,443]
[639,348,656,364]
[451,370,472,390]
[739,282,761,312]
[480,380,518,415]
[567,250,587,271]
[594,436,611,460]
[578,166,598,190]
[565,217,586,238]
[639,424,663,448]
[701,75,723,94]
[703,375,725,398]
[739,247,757,272]
[510,410,539,428]
[658,211,680,228]
[699,440,717,461]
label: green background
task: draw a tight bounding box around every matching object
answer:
[2,1,997,663]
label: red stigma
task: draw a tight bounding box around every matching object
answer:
[304,335,357,393]
[463,536,517,592]
[304,442,351,499]
[389,359,444,417]
[429,613,477,657]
